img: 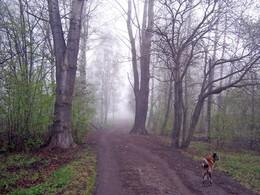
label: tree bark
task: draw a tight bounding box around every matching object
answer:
[182,69,189,144]
[162,79,173,132]
[182,96,205,148]
[206,58,214,142]
[79,4,88,107]
[172,78,183,148]
[147,68,155,130]
[47,0,84,149]
[127,0,155,134]
[127,0,139,130]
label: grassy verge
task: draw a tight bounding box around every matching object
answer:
[183,141,260,193]
[0,146,97,195]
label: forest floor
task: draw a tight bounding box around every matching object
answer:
[94,125,258,195]
[0,141,97,194]
[1,124,258,194]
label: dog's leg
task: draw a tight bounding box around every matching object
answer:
[208,171,213,185]
[201,171,208,186]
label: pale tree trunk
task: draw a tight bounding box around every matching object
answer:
[104,81,111,127]
[147,67,155,130]
[127,0,155,134]
[79,4,88,108]
[47,0,84,149]
[44,23,55,92]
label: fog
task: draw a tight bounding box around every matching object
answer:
[85,0,134,125]
[79,0,259,136]
[0,0,259,152]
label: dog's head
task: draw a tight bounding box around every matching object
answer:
[213,153,220,162]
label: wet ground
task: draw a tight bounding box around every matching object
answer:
[94,127,257,195]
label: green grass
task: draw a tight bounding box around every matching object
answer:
[0,153,44,192]
[1,147,97,195]
[183,141,260,193]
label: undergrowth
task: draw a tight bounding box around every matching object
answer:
[0,147,97,195]
[183,141,260,193]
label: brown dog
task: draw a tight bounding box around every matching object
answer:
[201,153,219,186]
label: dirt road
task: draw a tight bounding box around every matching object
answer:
[94,127,257,195]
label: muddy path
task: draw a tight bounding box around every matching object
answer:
[94,127,257,195]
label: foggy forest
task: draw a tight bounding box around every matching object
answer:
[0,0,259,194]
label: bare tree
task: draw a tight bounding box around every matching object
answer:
[78,0,99,103]
[47,0,85,149]
[155,0,260,148]
[155,0,218,147]
[126,0,155,134]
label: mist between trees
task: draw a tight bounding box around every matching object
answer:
[0,0,259,151]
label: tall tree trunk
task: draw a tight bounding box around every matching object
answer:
[79,4,88,109]
[172,77,183,148]
[206,58,214,143]
[47,0,84,149]
[206,24,218,144]
[162,79,173,131]
[181,0,192,144]
[147,67,155,130]
[127,0,155,134]
[127,0,139,130]
[182,96,205,148]
[182,70,189,144]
